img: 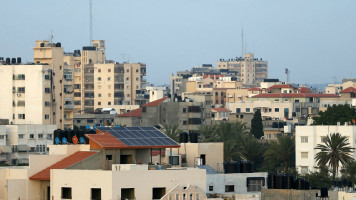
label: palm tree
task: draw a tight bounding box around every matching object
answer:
[238,134,266,170]
[199,125,217,142]
[264,135,295,172]
[315,133,355,179]
[161,124,180,142]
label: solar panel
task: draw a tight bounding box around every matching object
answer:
[97,127,179,147]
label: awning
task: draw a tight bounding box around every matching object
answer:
[0,145,12,153]
[17,145,31,152]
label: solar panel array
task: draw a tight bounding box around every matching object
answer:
[197,165,219,175]
[97,127,179,147]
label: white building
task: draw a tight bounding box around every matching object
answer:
[295,125,356,175]
[0,124,56,165]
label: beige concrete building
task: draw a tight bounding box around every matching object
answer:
[0,64,53,125]
[217,53,268,85]
[33,40,74,130]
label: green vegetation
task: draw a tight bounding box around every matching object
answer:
[314,132,355,179]
[251,110,264,139]
[161,124,180,142]
[264,135,295,172]
[313,104,356,125]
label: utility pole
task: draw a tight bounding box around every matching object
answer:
[89,0,93,45]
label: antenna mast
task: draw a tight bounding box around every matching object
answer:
[241,28,244,57]
[89,0,93,45]
[285,68,290,83]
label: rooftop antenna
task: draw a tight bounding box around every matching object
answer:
[50,30,54,43]
[89,0,93,45]
[285,68,290,83]
[241,28,244,57]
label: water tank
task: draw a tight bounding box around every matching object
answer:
[53,129,61,144]
[40,43,45,47]
[241,161,253,173]
[275,174,284,189]
[56,42,61,47]
[189,132,198,143]
[297,178,305,190]
[304,181,310,190]
[11,58,16,64]
[267,173,276,189]
[179,132,188,143]
[224,161,241,174]
[286,174,294,189]
[17,57,21,64]
[320,187,328,197]
[5,58,10,64]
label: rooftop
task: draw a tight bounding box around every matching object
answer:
[251,93,340,98]
[29,151,97,180]
[212,108,231,112]
[340,87,356,93]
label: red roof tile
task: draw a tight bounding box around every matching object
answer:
[340,87,356,93]
[29,151,97,181]
[86,131,128,149]
[142,97,168,107]
[117,108,142,118]
[251,93,340,98]
[299,87,313,94]
[212,108,231,112]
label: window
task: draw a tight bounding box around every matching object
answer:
[74,84,81,89]
[209,185,214,191]
[98,93,102,97]
[266,134,271,139]
[247,178,264,192]
[18,134,24,139]
[61,187,72,199]
[63,71,73,80]
[91,188,101,200]
[275,108,279,112]
[98,69,101,73]
[98,77,101,81]
[98,102,101,105]
[17,87,25,93]
[108,93,111,97]
[301,136,308,143]
[295,99,299,103]
[183,121,187,125]
[18,114,25,119]
[38,134,43,139]
[108,102,111,105]
[17,101,25,106]
[236,108,241,113]
[87,120,94,123]
[301,166,308,174]
[169,156,179,165]
[225,185,235,192]
[45,88,51,93]
[0,135,4,140]
[45,114,50,120]
[108,69,111,72]
[108,77,111,81]
[246,108,250,112]
[45,101,50,107]
[152,188,166,199]
[301,152,308,158]
[47,134,52,140]
[29,134,34,139]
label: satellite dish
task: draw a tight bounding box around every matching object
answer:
[55,137,60,144]
[72,136,78,144]
[62,137,68,144]
[79,137,85,144]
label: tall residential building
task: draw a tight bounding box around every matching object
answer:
[0,64,53,125]
[33,41,74,130]
[123,63,147,105]
[217,53,268,85]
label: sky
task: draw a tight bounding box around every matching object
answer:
[1,0,356,85]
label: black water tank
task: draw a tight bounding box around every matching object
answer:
[286,174,294,189]
[297,178,305,190]
[179,132,188,143]
[241,161,253,173]
[53,129,61,143]
[267,173,276,189]
[348,181,353,187]
[320,187,328,197]
[189,132,198,143]
[304,181,310,190]
[17,57,21,64]
[224,161,241,173]
[343,179,348,187]
[56,42,61,47]
[11,58,16,64]
[5,58,10,64]
[275,174,284,189]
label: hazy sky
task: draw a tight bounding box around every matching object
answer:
[1,0,355,85]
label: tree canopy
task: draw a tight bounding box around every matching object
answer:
[251,110,264,139]
[313,104,356,125]
[314,132,355,179]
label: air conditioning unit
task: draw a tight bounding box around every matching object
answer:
[17,93,21,97]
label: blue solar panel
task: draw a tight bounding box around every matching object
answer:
[97,127,179,147]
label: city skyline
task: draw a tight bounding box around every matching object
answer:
[1,0,355,85]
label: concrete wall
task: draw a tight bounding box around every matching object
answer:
[261,189,339,200]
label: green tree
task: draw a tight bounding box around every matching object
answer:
[304,166,332,189]
[237,134,267,171]
[264,135,295,172]
[315,133,355,179]
[251,110,264,139]
[313,104,356,125]
[342,161,356,184]
[161,124,180,142]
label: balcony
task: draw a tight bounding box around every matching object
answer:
[64,104,74,109]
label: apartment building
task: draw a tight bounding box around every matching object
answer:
[295,125,356,175]
[123,62,147,105]
[0,64,53,125]
[217,53,268,85]
[33,40,74,129]
[0,124,55,165]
